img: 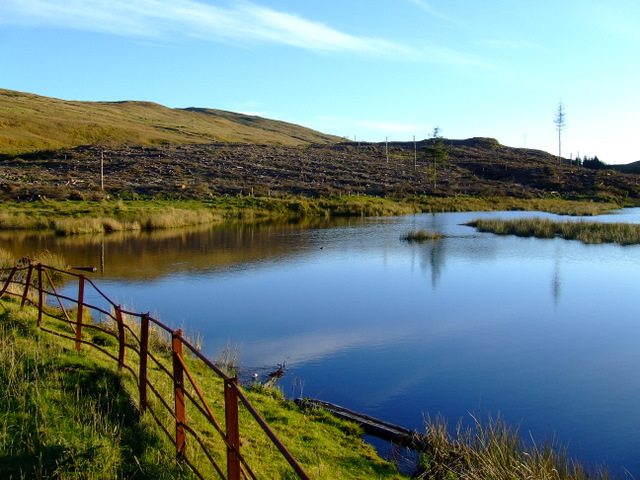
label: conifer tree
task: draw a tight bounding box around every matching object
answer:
[425,127,449,188]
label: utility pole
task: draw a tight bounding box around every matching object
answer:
[100,149,104,191]
[413,135,417,170]
[385,137,389,164]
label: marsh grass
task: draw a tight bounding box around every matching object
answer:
[402,229,442,242]
[418,414,607,480]
[0,196,620,235]
[467,217,640,245]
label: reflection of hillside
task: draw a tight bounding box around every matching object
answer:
[0,218,352,281]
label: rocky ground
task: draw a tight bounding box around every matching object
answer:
[1,137,639,202]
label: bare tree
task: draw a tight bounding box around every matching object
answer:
[554,101,566,160]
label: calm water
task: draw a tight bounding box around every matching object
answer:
[3,210,640,476]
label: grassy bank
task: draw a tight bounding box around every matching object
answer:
[0,196,623,235]
[466,217,640,245]
[0,296,404,479]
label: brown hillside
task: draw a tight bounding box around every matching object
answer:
[1,139,639,203]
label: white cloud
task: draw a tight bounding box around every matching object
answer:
[0,0,417,57]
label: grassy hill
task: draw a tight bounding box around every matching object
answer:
[0,89,342,156]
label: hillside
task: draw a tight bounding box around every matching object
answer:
[0,89,342,155]
[1,89,640,204]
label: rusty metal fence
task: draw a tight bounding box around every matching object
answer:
[0,262,311,480]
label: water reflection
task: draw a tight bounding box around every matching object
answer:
[0,217,365,280]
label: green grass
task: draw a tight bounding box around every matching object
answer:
[466,217,640,245]
[0,301,193,480]
[0,295,405,480]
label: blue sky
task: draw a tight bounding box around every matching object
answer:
[1,0,639,163]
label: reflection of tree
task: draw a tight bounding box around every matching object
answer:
[420,239,446,287]
[551,243,562,306]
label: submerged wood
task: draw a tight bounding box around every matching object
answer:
[295,398,428,449]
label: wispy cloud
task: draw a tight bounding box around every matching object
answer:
[407,0,452,21]
[0,0,417,57]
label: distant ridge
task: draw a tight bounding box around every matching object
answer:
[0,89,343,156]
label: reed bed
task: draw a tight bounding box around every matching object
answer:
[136,207,222,230]
[418,414,607,480]
[467,217,640,245]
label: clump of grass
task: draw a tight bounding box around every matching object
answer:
[467,217,640,245]
[417,414,607,480]
[402,229,442,242]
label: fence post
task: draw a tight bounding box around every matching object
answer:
[225,378,241,480]
[0,266,18,299]
[75,275,85,352]
[37,265,43,327]
[139,313,150,414]
[172,330,186,460]
[21,263,34,307]
[115,306,126,370]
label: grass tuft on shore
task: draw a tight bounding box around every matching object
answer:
[418,414,608,480]
[466,217,640,245]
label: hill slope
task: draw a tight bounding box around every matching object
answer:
[0,89,342,156]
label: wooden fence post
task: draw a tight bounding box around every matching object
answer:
[75,275,85,352]
[139,313,150,414]
[21,263,34,307]
[37,265,43,327]
[225,378,241,480]
[172,330,186,459]
[0,266,17,299]
[115,306,126,370]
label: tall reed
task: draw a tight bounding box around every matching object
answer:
[418,414,607,480]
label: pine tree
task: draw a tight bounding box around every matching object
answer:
[425,127,449,188]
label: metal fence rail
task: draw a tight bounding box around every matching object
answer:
[0,262,311,480]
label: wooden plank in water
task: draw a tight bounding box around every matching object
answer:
[295,398,427,449]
